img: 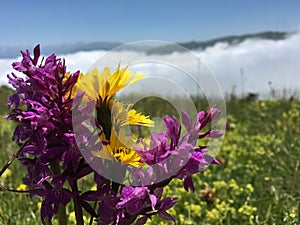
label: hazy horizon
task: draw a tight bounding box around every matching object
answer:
[1,31,299,98]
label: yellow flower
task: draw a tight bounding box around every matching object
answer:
[75,65,153,137]
[190,203,201,213]
[213,180,227,189]
[16,184,27,191]
[179,214,185,224]
[289,213,296,218]
[238,205,257,217]
[207,208,220,222]
[111,100,154,132]
[93,128,142,167]
[75,64,143,103]
[0,169,12,181]
[75,64,154,167]
[246,184,254,193]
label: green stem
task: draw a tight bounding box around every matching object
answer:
[45,218,53,225]
[89,201,97,225]
[58,204,68,225]
[51,160,67,225]
[72,181,84,225]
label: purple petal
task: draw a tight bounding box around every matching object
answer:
[136,216,148,225]
[149,194,157,210]
[181,110,192,131]
[206,130,224,138]
[197,111,205,121]
[158,211,176,224]
[154,188,163,199]
[7,93,20,109]
[33,44,40,65]
[183,176,195,192]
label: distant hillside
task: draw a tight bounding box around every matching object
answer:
[0,31,295,58]
[0,42,121,59]
[146,31,295,55]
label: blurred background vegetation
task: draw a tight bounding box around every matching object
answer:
[0,85,299,224]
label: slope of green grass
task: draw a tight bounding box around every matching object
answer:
[0,94,299,224]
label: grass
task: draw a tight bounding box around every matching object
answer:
[0,95,299,225]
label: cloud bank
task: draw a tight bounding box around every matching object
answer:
[1,33,299,97]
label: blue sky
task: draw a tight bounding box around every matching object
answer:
[0,0,300,46]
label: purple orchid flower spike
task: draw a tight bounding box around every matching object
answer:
[4,45,224,225]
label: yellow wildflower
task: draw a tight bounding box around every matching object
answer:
[16,184,27,191]
[213,180,227,189]
[238,205,257,218]
[75,64,154,167]
[75,64,143,103]
[207,208,220,222]
[110,100,154,132]
[93,128,142,167]
[246,184,254,193]
[0,169,12,181]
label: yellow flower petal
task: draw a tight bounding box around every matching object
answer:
[16,184,27,191]
[91,148,114,161]
[74,64,153,167]
[111,101,154,130]
[75,64,144,103]
[93,128,143,167]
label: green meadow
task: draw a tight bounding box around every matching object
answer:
[0,85,299,225]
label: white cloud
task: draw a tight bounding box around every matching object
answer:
[199,33,300,95]
[1,33,300,98]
